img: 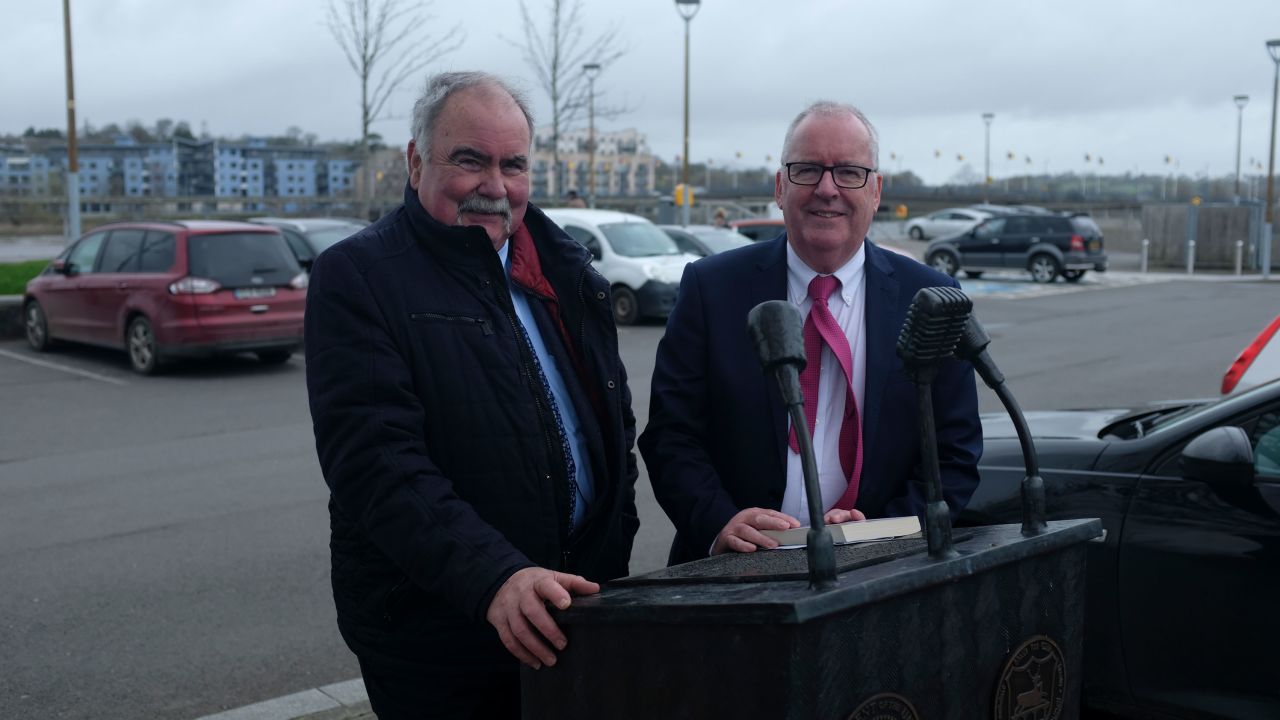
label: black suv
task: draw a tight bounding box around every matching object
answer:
[925,213,1108,283]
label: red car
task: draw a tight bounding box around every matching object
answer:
[23,220,307,374]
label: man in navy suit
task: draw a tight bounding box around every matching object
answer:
[639,101,982,565]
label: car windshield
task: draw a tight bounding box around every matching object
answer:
[306,224,364,251]
[188,232,301,288]
[601,222,682,257]
[690,229,752,254]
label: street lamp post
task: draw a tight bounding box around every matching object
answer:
[583,62,601,208]
[981,112,994,203]
[1235,95,1250,201]
[675,0,700,226]
[1264,39,1280,279]
[62,0,80,242]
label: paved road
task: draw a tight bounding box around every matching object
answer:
[0,277,1275,719]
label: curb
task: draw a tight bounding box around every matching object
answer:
[192,679,370,720]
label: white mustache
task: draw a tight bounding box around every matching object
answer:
[458,194,512,221]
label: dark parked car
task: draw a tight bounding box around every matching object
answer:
[961,381,1280,718]
[23,220,307,374]
[250,217,366,269]
[926,214,1108,283]
[659,224,753,257]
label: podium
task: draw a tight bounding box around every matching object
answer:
[522,519,1100,719]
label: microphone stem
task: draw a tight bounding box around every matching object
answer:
[916,381,958,559]
[991,380,1048,535]
[780,369,837,589]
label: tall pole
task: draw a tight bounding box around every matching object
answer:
[1235,95,1250,201]
[681,14,691,225]
[583,63,601,209]
[981,113,994,203]
[1264,40,1280,278]
[62,0,81,242]
[676,0,700,227]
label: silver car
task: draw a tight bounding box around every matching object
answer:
[904,207,990,240]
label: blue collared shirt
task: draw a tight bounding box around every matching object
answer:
[499,242,595,529]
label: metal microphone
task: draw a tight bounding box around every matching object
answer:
[747,300,836,589]
[896,287,972,559]
[954,316,1047,536]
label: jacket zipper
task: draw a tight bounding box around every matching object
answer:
[493,276,571,546]
[409,312,493,336]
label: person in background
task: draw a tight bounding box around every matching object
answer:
[565,189,587,208]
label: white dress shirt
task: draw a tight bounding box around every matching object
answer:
[780,242,867,525]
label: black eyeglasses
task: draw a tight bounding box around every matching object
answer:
[784,162,876,189]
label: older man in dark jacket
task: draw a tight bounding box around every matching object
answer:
[305,71,640,719]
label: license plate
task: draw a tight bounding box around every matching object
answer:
[1088,240,1100,252]
[234,287,277,299]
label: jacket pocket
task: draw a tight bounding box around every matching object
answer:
[409,311,493,336]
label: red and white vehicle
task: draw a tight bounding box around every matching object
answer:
[1223,315,1280,395]
[23,220,306,375]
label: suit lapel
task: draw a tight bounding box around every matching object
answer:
[749,237,790,477]
[861,240,899,469]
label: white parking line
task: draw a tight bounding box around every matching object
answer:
[0,348,128,386]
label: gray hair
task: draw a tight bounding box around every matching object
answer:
[780,101,879,169]
[407,71,535,171]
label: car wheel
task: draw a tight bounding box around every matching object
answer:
[24,300,54,352]
[1028,253,1061,284]
[963,271,984,279]
[127,316,164,375]
[908,226,925,240]
[927,251,959,277]
[611,286,639,326]
[256,350,292,365]
[1062,269,1086,283]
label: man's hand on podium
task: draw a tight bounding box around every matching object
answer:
[486,567,600,670]
[712,508,801,555]
[823,508,867,525]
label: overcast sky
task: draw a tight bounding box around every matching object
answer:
[5,0,1280,185]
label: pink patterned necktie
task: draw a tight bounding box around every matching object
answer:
[787,274,863,510]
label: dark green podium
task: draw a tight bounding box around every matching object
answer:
[522,519,1100,719]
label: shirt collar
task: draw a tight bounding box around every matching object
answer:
[498,238,511,277]
[786,240,866,307]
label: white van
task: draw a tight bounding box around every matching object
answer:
[542,208,698,325]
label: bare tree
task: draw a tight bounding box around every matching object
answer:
[327,0,463,215]
[513,0,627,197]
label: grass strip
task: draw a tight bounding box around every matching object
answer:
[0,260,49,295]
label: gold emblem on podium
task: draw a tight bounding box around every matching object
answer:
[994,634,1066,720]
[847,692,919,720]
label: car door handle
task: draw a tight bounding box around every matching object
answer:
[117,282,130,290]
[1030,237,1040,242]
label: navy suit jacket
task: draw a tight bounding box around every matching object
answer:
[638,236,983,565]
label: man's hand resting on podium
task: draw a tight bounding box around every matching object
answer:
[712,508,801,554]
[485,567,600,670]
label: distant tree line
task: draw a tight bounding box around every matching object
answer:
[11,120,341,149]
